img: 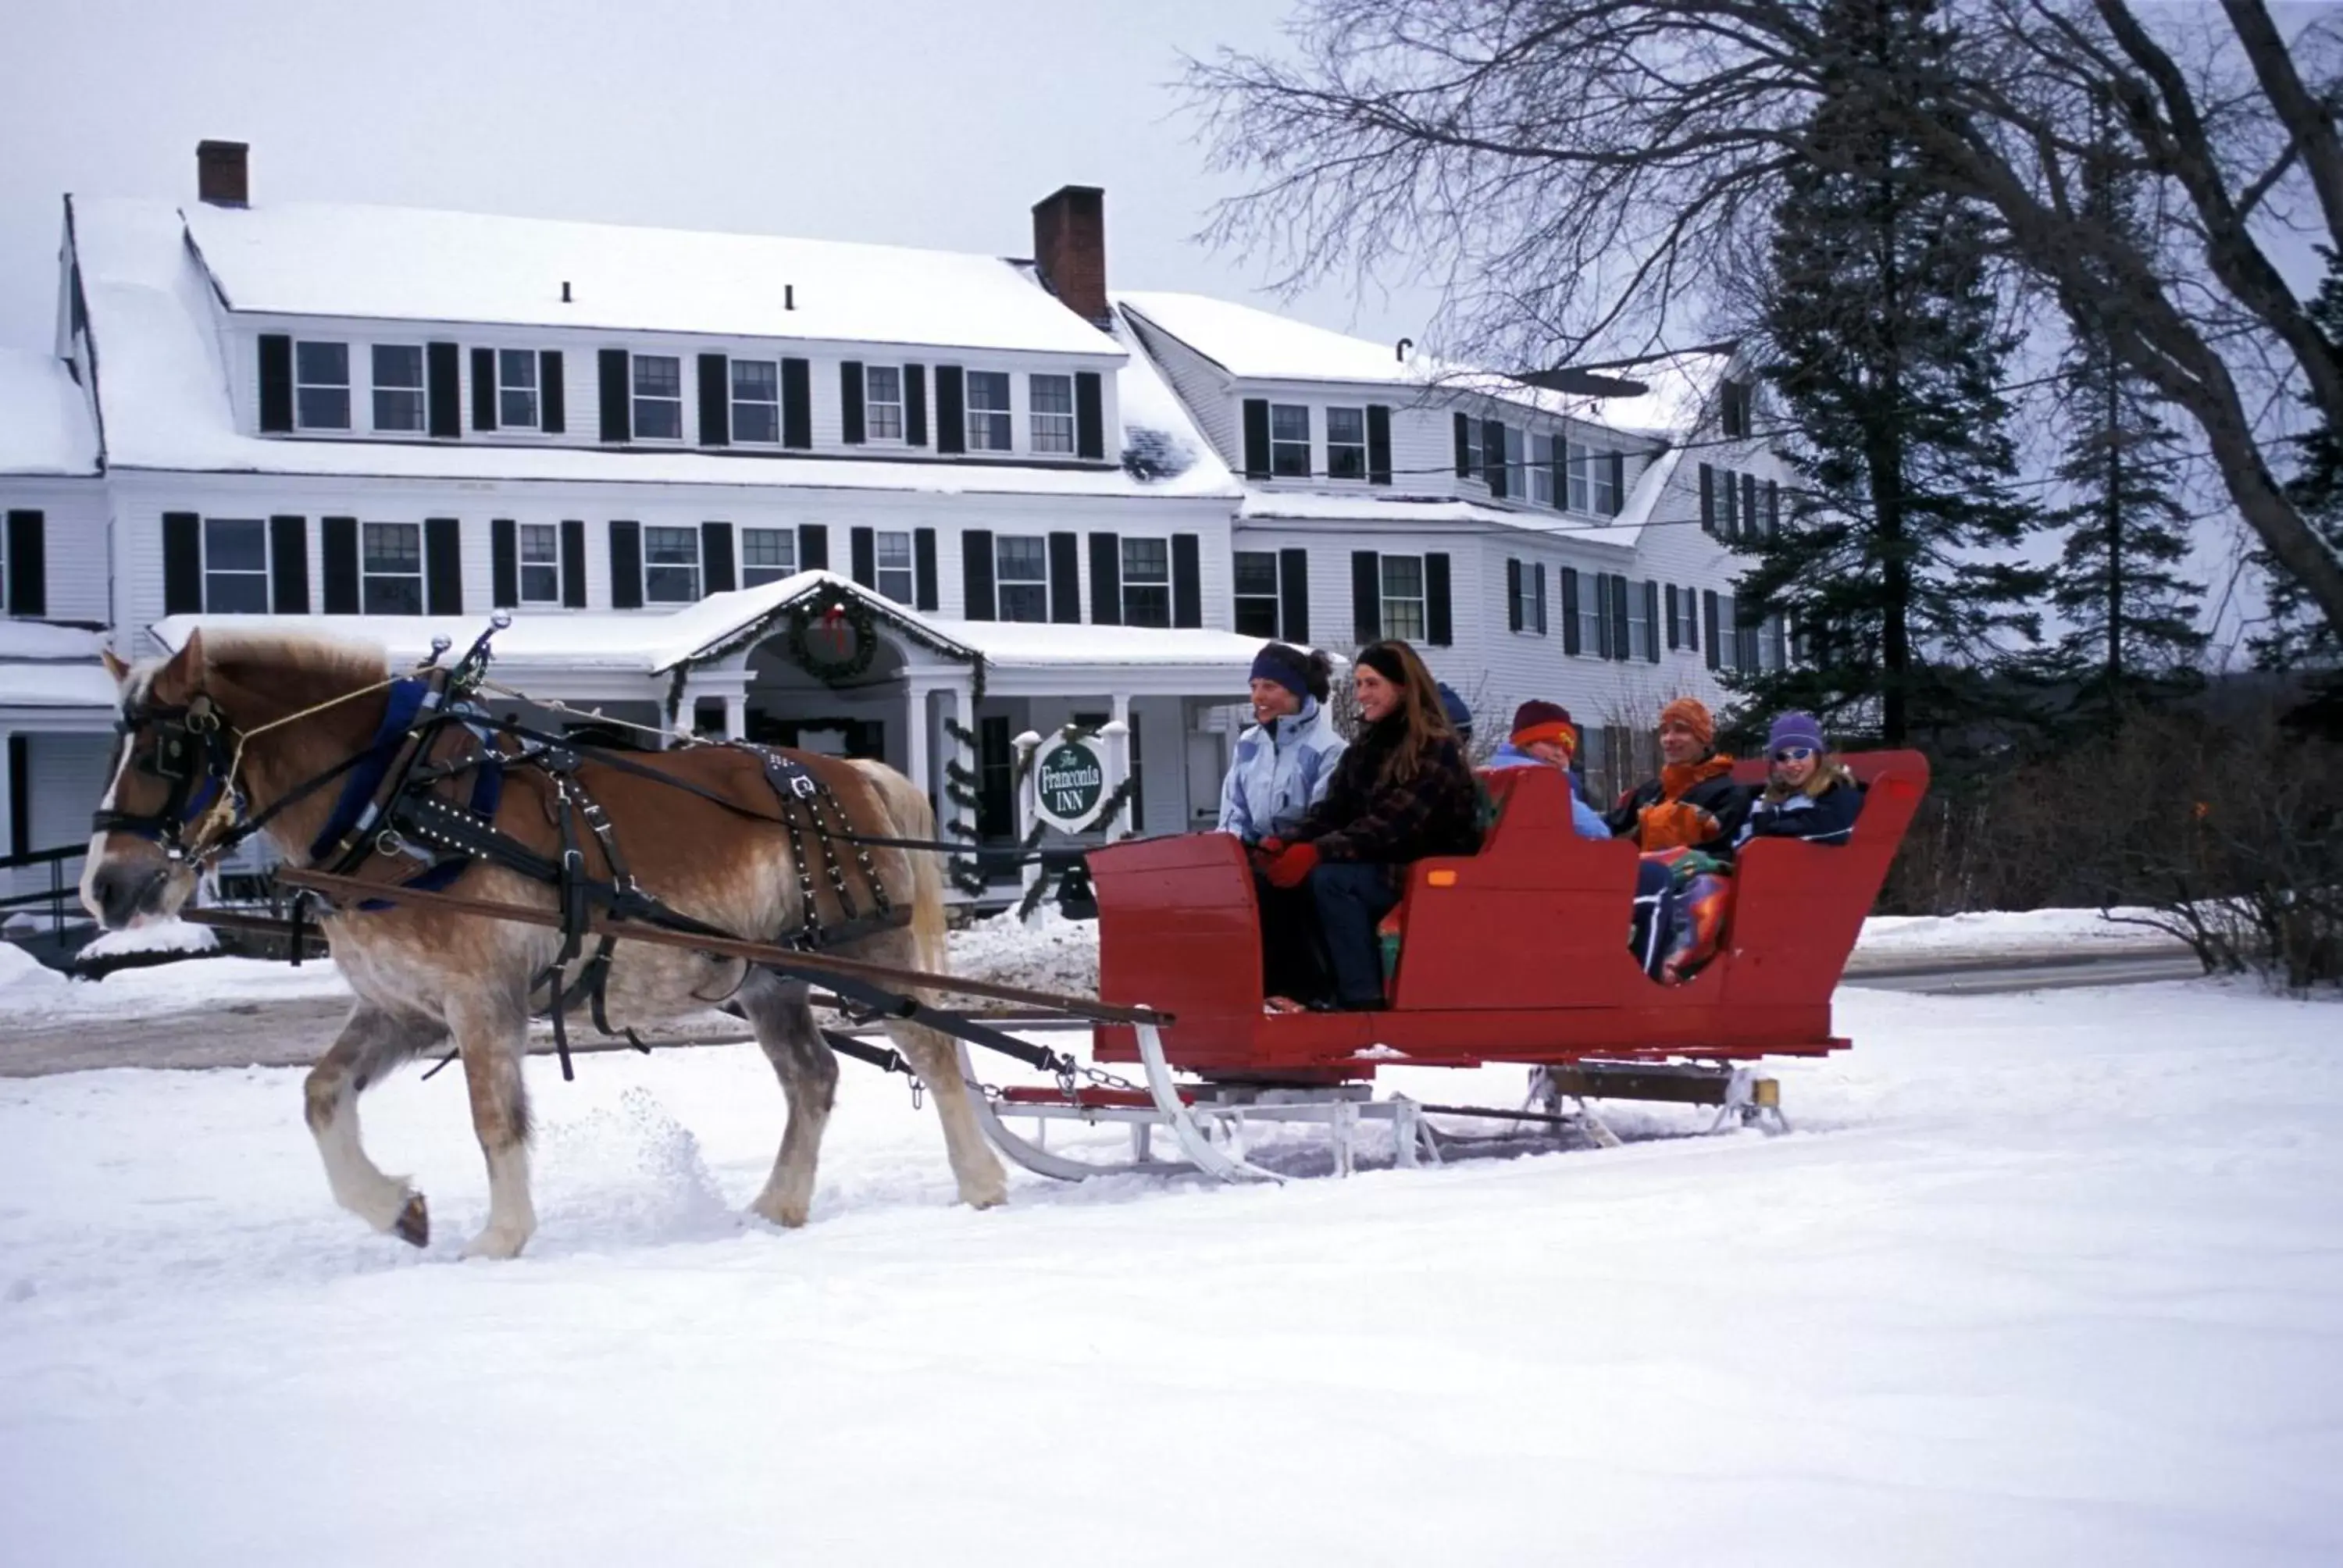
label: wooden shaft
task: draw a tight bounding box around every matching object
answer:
[273,867,1172,1028]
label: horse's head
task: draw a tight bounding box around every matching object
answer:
[83,630,235,928]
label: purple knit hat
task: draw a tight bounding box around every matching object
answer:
[1767,711,1827,755]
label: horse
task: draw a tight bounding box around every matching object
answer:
[82,628,1007,1258]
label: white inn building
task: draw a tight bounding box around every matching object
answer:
[0,141,1785,904]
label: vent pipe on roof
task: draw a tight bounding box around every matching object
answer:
[1396,337,1414,362]
[197,140,249,207]
[785,284,795,312]
[562,280,572,304]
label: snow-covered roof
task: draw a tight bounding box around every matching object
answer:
[0,622,116,711]
[181,201,1118,357]
[152,571,1264,679]
[1119,291,1730,443]
[0,349,100,476]
[1239,490,1639,551]
[68,199,1238,502]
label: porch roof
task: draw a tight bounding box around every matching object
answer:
[0,623,117,715]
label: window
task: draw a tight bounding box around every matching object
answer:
[1029,374,1075,454]
[865,366,904,440]
[1721,469,1740,540]
[1511,560,1546,635]
[643,526,701,602]
[498,350,539,429]
[633,355,683,440]
[996,536,1048,622]
[733,360,779,444]
[519,524,561,604]
[1766,614,1788,671]
[294,341,350,430]
[1380,554,1426,641]
[1532,433,1557,507]
[874,530,915,603]
[1592,449,1622,515]
[1684,583,1700,650]
[1503,425,1528,497]
[967,371,1012,451]
[1270,404,1311,477]
[1566,441,1590,512]
[1628,578,1653,660]
[202,519,269,612]
[1578,571,1610,657]
[1721,378,1753,440]
[361,522,423,615]
[1461,419,1483,480]
[371,345,426,433]
[1122,537,1172,628]
[1233,551,1281,638]
[1327,408,1367,480]
[741,526,796,588]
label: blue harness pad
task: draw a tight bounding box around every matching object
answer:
[309,679,434,863]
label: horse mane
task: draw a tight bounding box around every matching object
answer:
[198,629,391,693]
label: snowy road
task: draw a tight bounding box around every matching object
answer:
[2,981,2338,1566]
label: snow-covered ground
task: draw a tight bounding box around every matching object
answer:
[2,980,2336,1565]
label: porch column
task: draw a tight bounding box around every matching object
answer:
[904,682,932,807]
[722,694,747,741]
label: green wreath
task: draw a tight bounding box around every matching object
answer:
[786,587,879,685]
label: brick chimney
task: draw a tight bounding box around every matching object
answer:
[197,141,249,207]
[1032,185,1108,326]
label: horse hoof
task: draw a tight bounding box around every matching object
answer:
[461,1227,529,1261]
[392,1193,430,1249]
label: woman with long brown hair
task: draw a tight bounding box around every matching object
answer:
[1255,640,1482,1009]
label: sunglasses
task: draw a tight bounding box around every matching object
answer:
[1772,745,1817,763]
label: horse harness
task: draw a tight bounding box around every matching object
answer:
[99,650,906,1080]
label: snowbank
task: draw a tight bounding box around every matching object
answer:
[947,905,1101,998]
[76,918,219,960]
[1853,906,2183,964]
[0,940,63,996]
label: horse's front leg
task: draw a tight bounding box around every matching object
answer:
[304,1003,441,1245]
[448,989,537,1260]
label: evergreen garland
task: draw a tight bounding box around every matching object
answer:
[786,586,879,684]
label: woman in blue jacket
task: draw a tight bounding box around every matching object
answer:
[1218,643,1346,843]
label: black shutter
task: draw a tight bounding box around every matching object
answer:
[1561,567,1582,656]
[1644,579,1661,664]
[5,511,45,616]
[161,513,204,614]
[1507,558,1524,633]
[424,518,462,614]
[1088,533,1122,625]
[1172,533,1202,629]
[702,522,736,593]
[1610,452,1628,517]
[1367,404,1393,486]
[1535,563,1549,634]
[1767,479,1781,536]
[560,520,587,608]
[491,518,519,608]
[698,354,730,447]
[1699,463,1716,536]
[797,523,829,571]
[1682,583,1699,650]
[7,735,26,859]
[1425,553,1453,647]
[913,527,939,611]
[1550,440,1567,511]
[962,529,996,620]
[1242,398,1271,479]
[321,517,359,614]
[1741,472,1759,536]
[780,358,811,448]
[1665,584,1680,650]
[1703,589,1721,670]
[1075,371,1104,461]
[598,350,631,443]
[609,521,643,609]
[540,351,565,433]
[934,366,965,454]
[268,515,307,614]
[850,526,876,589]
[258,335,294,432]
[1453,413,1471,478]
[904,364,929,447]
[427,343,461,439]
[1048,533,1081,623]
[1608,573,1630,661]
[1352,551,1382,645]
[1278,547,1310,644]
[470,347,497,433]
[1482,419,1507,497]
[840,362,865,445]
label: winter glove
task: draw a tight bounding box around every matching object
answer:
[1639,800,1722,852]
[1264,841,1321,889]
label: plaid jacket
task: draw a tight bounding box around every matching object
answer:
[1293,722,1482,864]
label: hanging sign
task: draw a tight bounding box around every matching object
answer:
[1032,735,1109,832]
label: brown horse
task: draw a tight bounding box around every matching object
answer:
[83,629,1006,1258]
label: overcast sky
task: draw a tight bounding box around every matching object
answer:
[0,0,1443,356]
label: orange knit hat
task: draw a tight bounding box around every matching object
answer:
[1510,699,1578,754]
[1658,697,1715,748]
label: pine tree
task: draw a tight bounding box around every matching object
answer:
[2253,253,2343,676]
[2041,99,2206,729]
[1728,0,2047,753]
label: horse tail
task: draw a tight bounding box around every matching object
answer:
[849,761,949,973]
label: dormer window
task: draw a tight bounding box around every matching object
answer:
[865,367,904,440]
[633,355,683,440]
[732,360,780,444]
[967,372,1013,451]
[371,345,426,433]
[294,341,350,430]
[1029,374,1075,454]
[1269,405,1311,477]
[1327,408,1367,480]
[1721,378,1754,440]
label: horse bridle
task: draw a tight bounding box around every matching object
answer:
[91,691,251,861]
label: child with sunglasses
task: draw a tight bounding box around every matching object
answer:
[1739,712,1864,847]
